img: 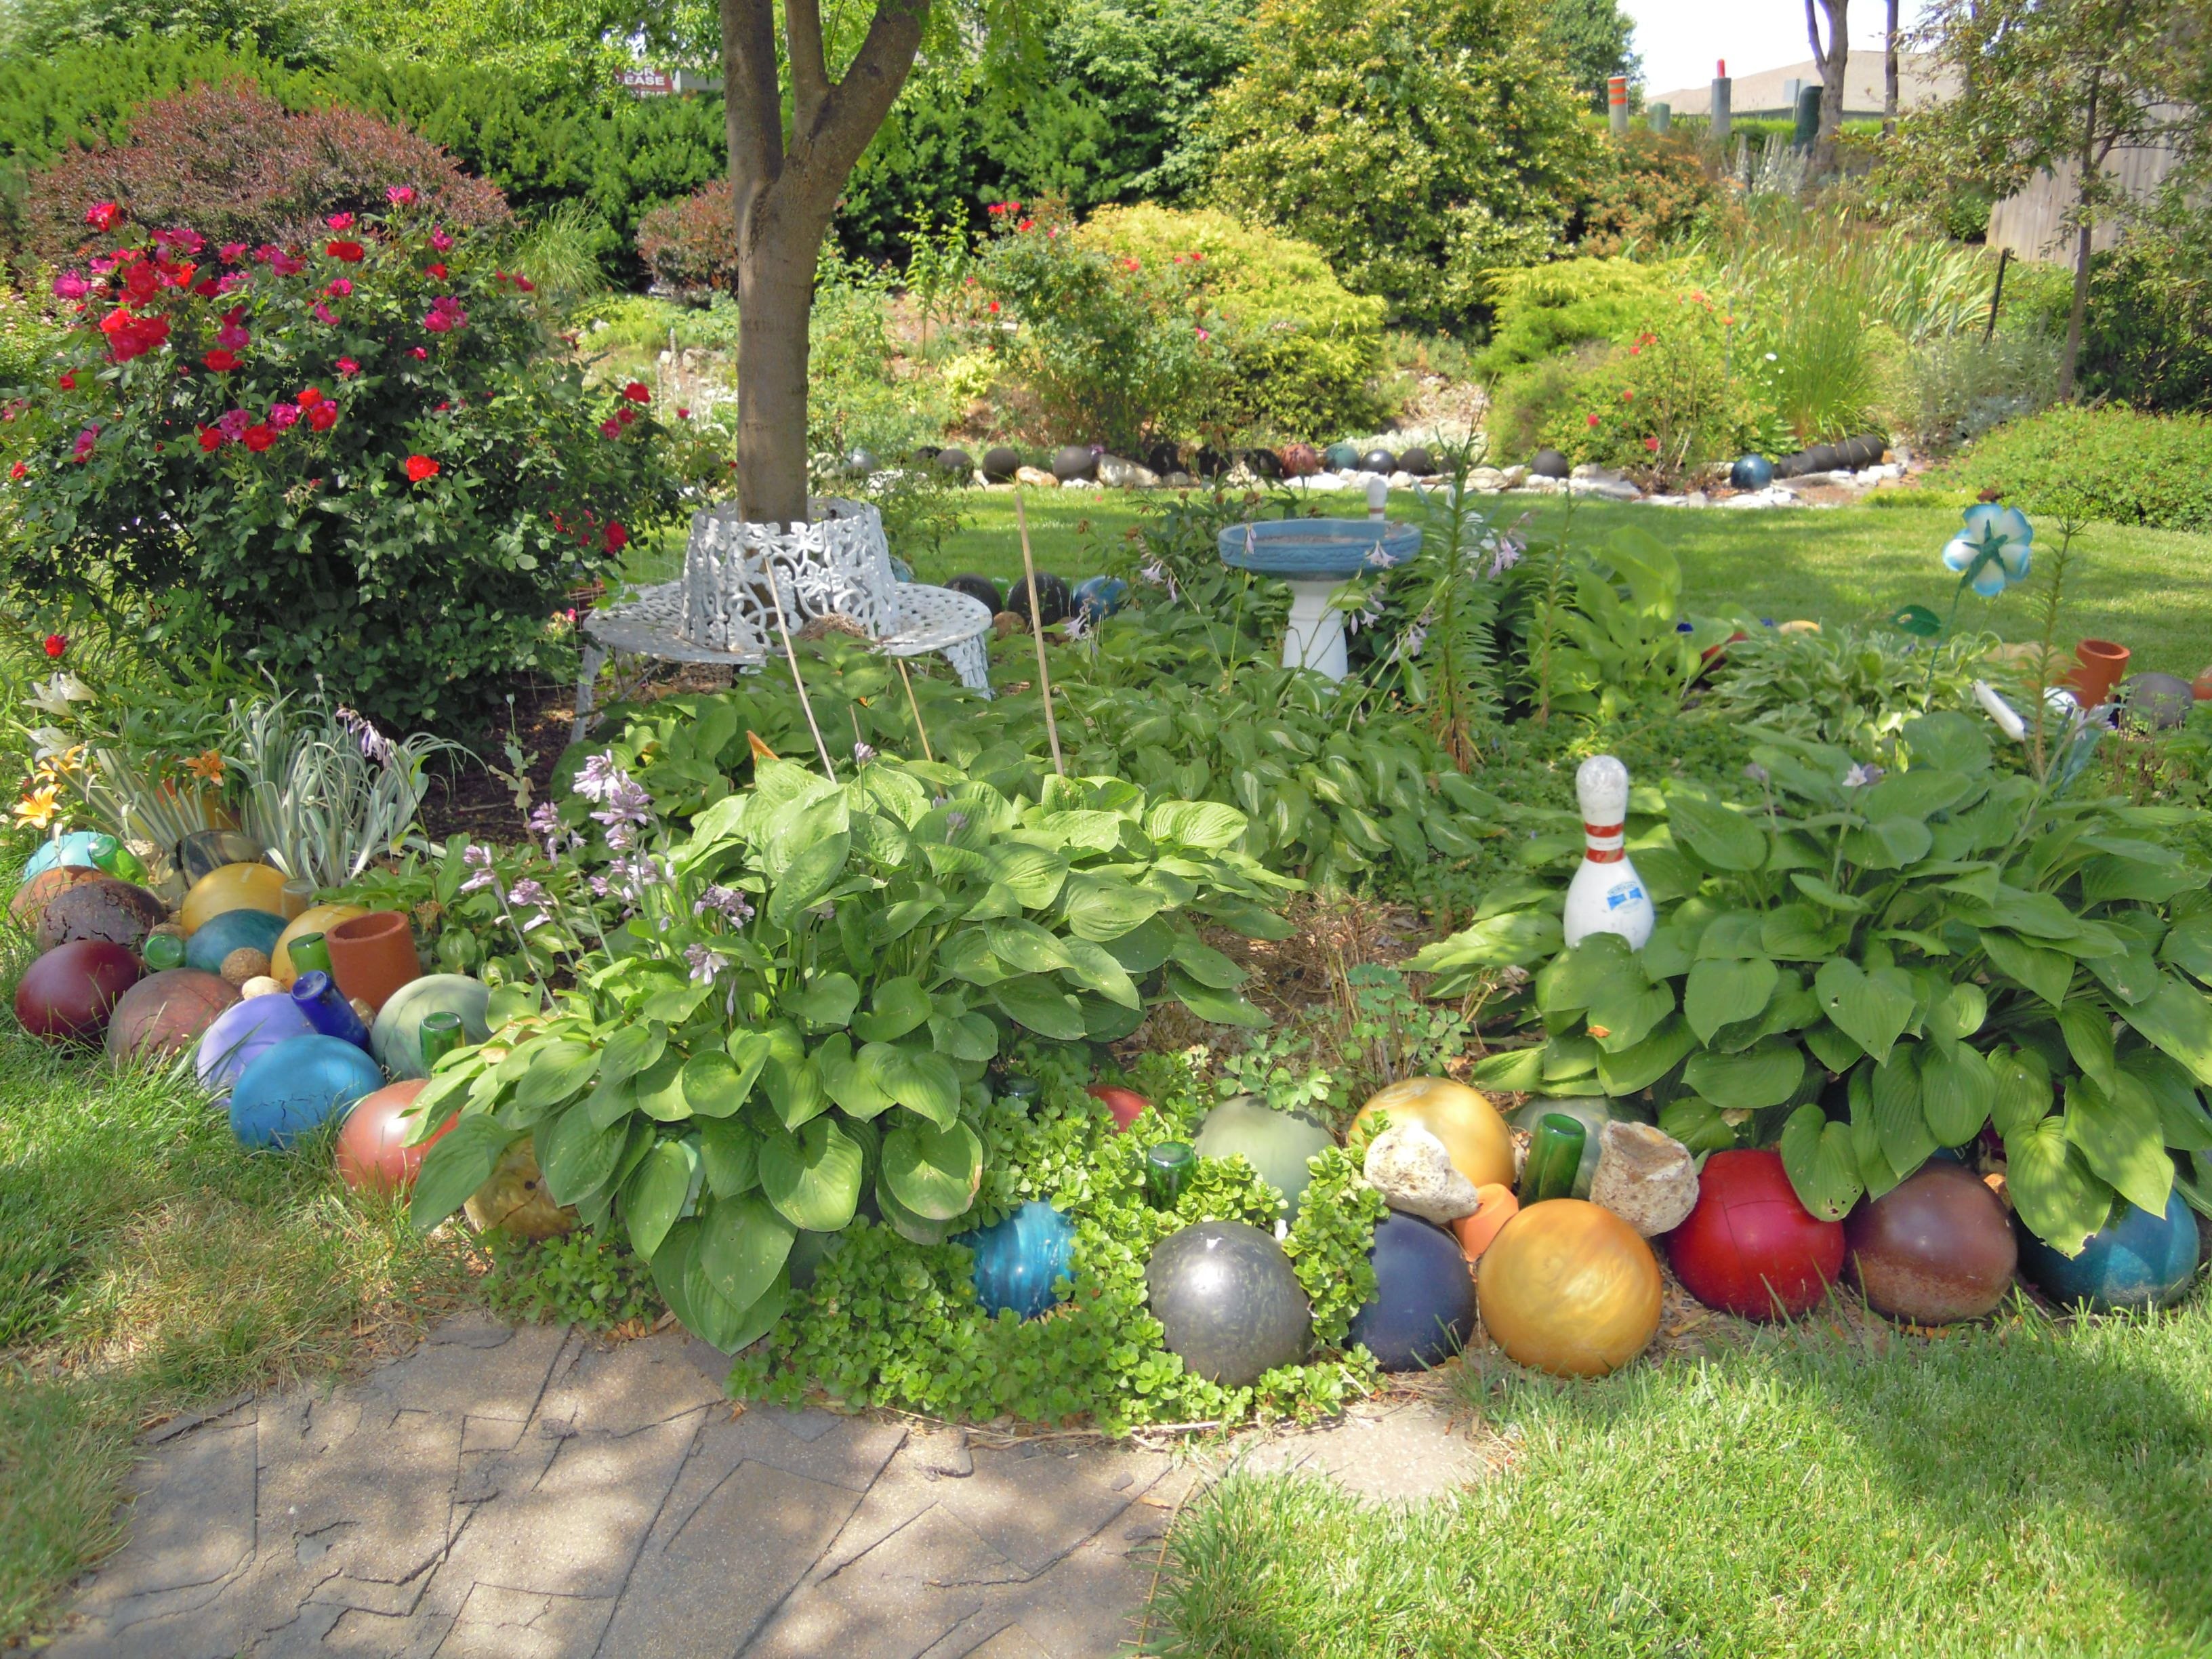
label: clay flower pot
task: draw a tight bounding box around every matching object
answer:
[325,911,422,1012]
[2067,639,2131,709]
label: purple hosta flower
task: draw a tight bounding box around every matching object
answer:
[590,775,651,828]
[945,810,969,833]
[1062,611,1091,643]
[507,877,552,932]
[459,841,502,896]
[603,820,636,852]
[588,874,611,899]
[685,943,722,985]
[335,705,396,766]
[1391,605,1435,664]
[528,801,561,836]
[853,740,878,764]
[1345,586,1386,636]
[1843,763,1885,789]
[1744,762,1771,784]
[573,750,621,802]
[1138,558,1179,602]
[694,884,754,925]
[1365,545,1399,569]
[216,408,251,443]
[1484,535,1524,578]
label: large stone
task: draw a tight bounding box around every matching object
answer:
[1361,1124,1480,1224]
[1013,466,1059,489]
[1095,454,1158,489]
[1586,1120,1698,1237]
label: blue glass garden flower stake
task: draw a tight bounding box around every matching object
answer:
[1922,504,2033,687]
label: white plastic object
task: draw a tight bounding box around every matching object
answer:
[1366,477,1390,520]
[1563,754,1655,949]
[1973,679,2027,741]
[1281,580,1351,680]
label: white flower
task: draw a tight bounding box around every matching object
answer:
[25,673,89,717]
[28,725,71,760]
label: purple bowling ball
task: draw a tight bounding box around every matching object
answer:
[195,993,315,1097]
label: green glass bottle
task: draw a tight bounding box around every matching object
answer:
[287,931,334,978]
[419,1010,465,1070]
[999,1073,1042,1109]
[1519,1113,1588,1206]
[142,931,185,971]
[1144,1141,1195,1211]
[87,833,148,884]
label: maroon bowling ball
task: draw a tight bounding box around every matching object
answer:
[36,878,168,954]
[1845,1161,2018,1325]
[16,940,144,1044]
[106,968,242,1063]
[1668,1149,1844,1320]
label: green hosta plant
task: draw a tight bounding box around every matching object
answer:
[406,750,1296,1353]
[1701,623,1998,752]
[1411,711,2212,1254]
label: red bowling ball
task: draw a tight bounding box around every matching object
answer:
[1087,1084,1151,1132]
[336,1080,453,1195]
[1667,1149,1845,1320]
[15,939,144,1044]
[106,968,241,1063]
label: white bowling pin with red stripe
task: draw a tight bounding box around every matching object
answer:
[1563,754,1654,949]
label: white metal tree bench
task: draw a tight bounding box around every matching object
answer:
[572,497,994,739]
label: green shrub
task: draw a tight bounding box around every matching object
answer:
[1940,405,2212,533]
[1901,328,2062,451]
[1473,255,1689,380]
[2077,234,2212,414]
[1076,204,1386,441]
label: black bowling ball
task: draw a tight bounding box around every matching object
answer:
[1052,445,1099,482]
[945,573,1003,613]
[1008,571,1071,627]
[1146,1220,1311,1387]
[981,445,1022,483]
[1242,447,1284,480]
[1530,448,1570,479]
[1397,445,1436,475]
[1361,448,1399,474]
[1145,441,1183,478]
[2123,672,2196,731]
[1193,446,1229,478]
[935,447,975,479]
[1345,1211,1477,1372]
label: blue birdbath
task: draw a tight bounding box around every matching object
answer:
[1218,518,1421,680]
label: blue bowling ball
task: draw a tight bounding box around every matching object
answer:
[185,906,287,973]
[229,1033,386,1149]
[960,1201,1078,1320]
[1072,575,1128,624]
[1730,454,1775,491]
[2018,1189,2201,1312]
[1346,1210,1477,1371]
[22,830,109,881]
[197,993,315,1096]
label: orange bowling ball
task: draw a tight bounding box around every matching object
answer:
[1477,1199,1662,1378]
[336,1080,451,1195]
[1352,1078,1515,1190]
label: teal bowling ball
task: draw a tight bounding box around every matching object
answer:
[229,1033,386,1149]
[1146,1220,1311,1386]
[185,906,287,973]
[960,1201,1077,1320]
[372,975,492,1078]
[22,830,109,881]
[1193,1097,1334,1224]
[2018,1189,2200,1312]
[1730,454,1775,490]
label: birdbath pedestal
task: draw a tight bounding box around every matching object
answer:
[1218,519,1421,680]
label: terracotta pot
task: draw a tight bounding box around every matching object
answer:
[325,910,422,1012]
[2192,666,2212,702]
[2067,639,2131,708]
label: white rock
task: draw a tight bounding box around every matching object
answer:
[1364,1124,1482,1224]
[1467,467,1507,491]
[240,975,284,1000]
[1014,466,1059,489]
[1569,478,1642,501]
[1097,454,1157,489]
[1500,465,1528,487]
[1588,1121,1698,1237]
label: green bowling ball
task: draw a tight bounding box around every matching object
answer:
[371,974,491,1078]
[1193,1095,1334,1224]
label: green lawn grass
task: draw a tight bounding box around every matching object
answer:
[0,977,474,1642]
[1157,1303,2212,1658]
[915,489,2212,678]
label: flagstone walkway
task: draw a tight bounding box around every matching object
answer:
[49,1313,1490,1659]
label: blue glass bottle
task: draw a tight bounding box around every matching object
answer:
[291,969,371,1050]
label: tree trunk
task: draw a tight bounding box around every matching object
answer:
[1883,0,1900,135]
[2060,64,2103,401]
[735,211,834,525]
[1806,0,1849,173]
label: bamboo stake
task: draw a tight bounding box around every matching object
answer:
[766,573,837,781]
[894,657,936,763]
[1015,489,1065,777]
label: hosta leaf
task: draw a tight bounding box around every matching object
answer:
[1868,1047,1937,1179]
[1791,874,1869,913]
[1862,766,1975,822]
[2121,1050,2212,1152]
[991,976,1088,1040]
[622,1139,695,1261]
[1667,791,1767,872]
[819,1033,895,1120]
[511,1040,599,1113]
[1848,1065,1904,1200]
[1780,1104,1864,1222]
[2121,975,2212,1087]
[539,1101,628,1206]
[1168,933,1246,989]
[1660,1096,1737,1154]
[882,1119,984,1221]
[1918,1040,1995,1146]
[766,832,851,924]
[1685,956,1780,1044]
[2157,915,2212,986]
[581,1069,639,1132]
[1803,1019,1864,1074]
[2081,852,2197,905]
[2004,1115,2112,1259]
[697,1118,758,1197]
[2058,1000,2118,1092]
[983,918,1072,975]
[1145,800,1249,851]
[1980,930,2074,1006]
[1762,903,1850,960]
[983,844,1069,907]
[1988,1046,2053,1139]
[2066,1073,2174,1217]
[1814,959,1915,1064]
[598,1022,667,1088]
[1166,968,1271,1029]
[680,1050,752,1119]
[880,1044,962,1128]
[2085,939,2163,1006]
[786,971,861,1028]
[1468,1047,1547,1091]
[1403,910,1562,983]
[759,1024,827,1128]
[1060,874,1166,941]
[853,975,933,1044]
[697,1193,795,1314]
[1536,933,1641,1015]
[632,1052,691,1123]
[1684,1038,1804,1111]
[1542,1035,1599,1080]
[929,1010,999,1063]
[1101,915,1176,974]
[1585,975,1675,1052]
[1926,982,1988,1043]
[875,1173,956,1245]
[1843,815,1933,870]
[759,1116,864,1231]
[939,928,1006,985]
[1595,1014,1697,1094]
[1078,991,1147,1042]
[1695,912,1767,960]
[409,1115,514,1231]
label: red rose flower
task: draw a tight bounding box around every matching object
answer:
[242,424,278,452]
[621,382,651,405]
[409,346,428,359]
[197,427,222,451]
[58,373,76,390]
[424,263,447,279]
[326,211,355,231]
[306,403,337,432]
[598,418,621,438]
[1586,413,1601,428]
[43,632,66,657]
[194,279,220,298]
[336,356,360,376]
[605,521,628,553]
[404,454,439,483]
[987,301,1000,314]
[512,275,534,292]
[325,240,365,262]
[8,461,25,480]
[123,264,160,303]
[85,201,119,230]
[203,348,240,372]
[1644,436,1660,452]
[297,386,323,408]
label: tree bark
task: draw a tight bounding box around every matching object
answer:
[1807,0,1849,173]
[720,0,929,525]
[1883,0,1900,135]
[2060,62,2103,401]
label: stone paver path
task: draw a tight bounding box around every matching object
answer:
[50,1313,1490,1659]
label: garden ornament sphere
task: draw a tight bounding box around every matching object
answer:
[35,877,165,954]
[1509,1096,1651,1198]
[228,1033,386,1149]
[466,1141,575,1241]
[106,968,239,1063]
[196,992,315,1095]
[1942,504,2034,598]
[220,947,272,987]
[16,939,143,1044]
[1729,454,1774,490]
[1007,571,1071,628]
[1347,1211,1477,1371]
[2017,1188,2199,1312]
[1530,448,1570,479]
[1667,1149,1844,1320]
[1359,448,1397,476]
[1145,440,1183,478]
[945,573,1004,613]
[9,864,106,930]
[844,446,879,476]
[1242,447,1284,480]
[1322,441,1361,471]
[1845,1160,2017,1324]
[934,446,974,479]
[176,829,262,885]
[271,904,369,987]
[1072,575,1128,624]
[1477,1199,1662,1377]
[1147,1220,1311,1386]
[22,829,116,882]
[184,906,287,974]
[373,974,492,1078]
[1279,441,1322,478]
[337,1078,454,1194]
[981,445,1022,483]
[1353,1078,1515,1191]
[1051,444,1099,483]
[181,860,289,935]
[1451,1184,1518,1263]
[1086,1084,1150,1132]
[2122,672,2195,731]
[962,1201,1077,1320]
[1193,1096,1334,1224]
[1397,445,1437,476]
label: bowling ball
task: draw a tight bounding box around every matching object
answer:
[1008,571,1071,628]
[337,1079,456,1193]
[15,939,143,1043]
[371,975,492,1078]
[1051,444,1098,483]
[270,903,368,987]
[1321,441,1361,472]
[106,968,240,1063]
[960,1201,1077,1320]
[981,447,1022,484]
[196,992,315,1095]
[945,573,1004,613]
[1353,1078,1515,1191]
[935,446,975,479]
[1359,448,1398,475]
[2017,1188,2200,1312]
[2123,672,2196,732]
[1086,1084,1150,1132]
[465,1140,575,1241]
[1194,1096,1334,1224]
[1667,1149,1843,1320]
[228,1033,386,1149]
[181,861,287,934]
[1348,1211,1477,1371]
[20,830,110,881]
[1510,1096,1652,1198]
[1530,448,1570,479]
[1397,445,1437,476]
[176,829,262,884]
[184,906,287,974]
[1147,1219,1311,1386]
[35,878,166,953]
[1730,454,1775,490]
[1279,442,1322,478]
[1845,1160,2017,1324]
[1477,1199,1662,1377]
[1242,447,1285,480]
[9,864,106,930]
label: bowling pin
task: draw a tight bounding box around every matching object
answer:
[1563,754,1655,949]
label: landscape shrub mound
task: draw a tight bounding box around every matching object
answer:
[1944,405,2212,534]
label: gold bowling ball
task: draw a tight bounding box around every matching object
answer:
[1352,1078,1515,1190]
[1477,1199,1662,1378]
[181,861,289,935]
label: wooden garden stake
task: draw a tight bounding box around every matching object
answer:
[894,657,936,762]
[1015,489,1065,776]
[766,574,838,781]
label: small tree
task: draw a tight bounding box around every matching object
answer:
[1805,0,1849,173]
[1540,0,1643,113]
